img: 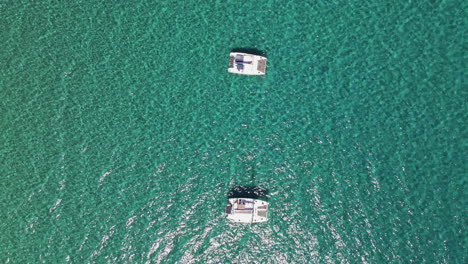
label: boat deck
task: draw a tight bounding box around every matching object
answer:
[257,59,266,73]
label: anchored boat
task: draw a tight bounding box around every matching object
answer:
[228,52,267,75]
[225,198,269,223]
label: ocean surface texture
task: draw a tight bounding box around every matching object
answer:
[1,0,465,263]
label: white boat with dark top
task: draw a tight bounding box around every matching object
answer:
[228,52,267,75]
[225,198,269,223]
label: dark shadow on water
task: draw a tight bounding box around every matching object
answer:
[231,48,267,57]
[227,186,269,201]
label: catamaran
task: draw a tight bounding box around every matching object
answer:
[228,52,267,75]
[225,198,269,223]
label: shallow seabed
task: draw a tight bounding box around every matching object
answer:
[1,0,465,263]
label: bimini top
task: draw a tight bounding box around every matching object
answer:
[228,52,267,75]
[225,198,269,223]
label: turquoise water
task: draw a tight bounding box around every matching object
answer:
[1,0,466,263]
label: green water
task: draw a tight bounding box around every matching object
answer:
[1,0,466,263]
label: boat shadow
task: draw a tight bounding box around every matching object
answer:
[230,48,267,57]
[227,185,269,200]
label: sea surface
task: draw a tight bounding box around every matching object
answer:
[1,0,466,263]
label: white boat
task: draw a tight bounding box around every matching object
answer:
[228,52,267,75]
[225,198,269,223]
